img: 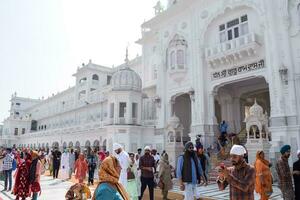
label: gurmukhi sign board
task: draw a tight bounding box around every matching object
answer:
[211,59,265,80]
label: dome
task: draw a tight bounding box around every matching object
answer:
[249,99,263,117]
[111,67,142,92]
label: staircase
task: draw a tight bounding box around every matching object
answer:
[208,129,247,182]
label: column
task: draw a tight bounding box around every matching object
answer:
[189,10,206,143]
[114,100,119,124]
[127,95,133,124]
[208,91,218,125]
[232,97,241,133]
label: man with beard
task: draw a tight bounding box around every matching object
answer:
[276,145,295,200]
[52,148,62,179]
[139,146,156,200]
[113,143,130,188]
[176,141,203,200]
[217,144,255,200]
[293,150,300,200]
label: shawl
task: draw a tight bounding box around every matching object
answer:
[75,154,88,180]
[255,151,269,167]
[182,151,201,183]
[29,159,38,184]
[92,156,130,200]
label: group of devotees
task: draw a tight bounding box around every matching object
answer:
[0,141,299,200]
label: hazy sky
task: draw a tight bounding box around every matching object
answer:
[0,0,167,122]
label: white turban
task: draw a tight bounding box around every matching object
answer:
[230,145,246,156]
[297,150,300,156]
[144,146,151,151]
[113,143,123,151]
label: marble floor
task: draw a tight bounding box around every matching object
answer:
[0,176,284,200]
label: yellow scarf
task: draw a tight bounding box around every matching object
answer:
[92,156,130,200]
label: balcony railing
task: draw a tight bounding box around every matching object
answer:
[205,32,261,67]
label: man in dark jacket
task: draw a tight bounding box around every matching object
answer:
[52,148,62,179]
[293,150,300,200]
[177,142,203,200]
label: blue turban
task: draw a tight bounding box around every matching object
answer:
[280,145,291,154]
[185,141,194,151]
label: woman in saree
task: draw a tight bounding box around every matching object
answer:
[254,150,273,200]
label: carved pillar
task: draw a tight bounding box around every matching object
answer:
[127,99,132,124]
[232,96,241,133]
[114,100,119,124]
[208,91,218,125]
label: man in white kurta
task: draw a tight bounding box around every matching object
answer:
[60,149,70,180]
[113,143,130,188]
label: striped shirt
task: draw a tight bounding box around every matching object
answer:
[2,154,14,171]
[218,161,255,200]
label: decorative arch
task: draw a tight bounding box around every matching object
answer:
[68,141,73,148]
[63,142,67,149]
[79,77,87,84]
[167,34,188,70]
[75,141,80,147]
[85,140,91,148]
[92,74,99,80]
[52,142,59,149]
[93,140,100,150]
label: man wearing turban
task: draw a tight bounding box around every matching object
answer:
[176,141,203,200]
[217,145,256,200]
[276,145,295,200]
[293,150,300,200]
[113,143,130,189]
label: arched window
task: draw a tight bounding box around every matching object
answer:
[168,34,187,70]
[79,77,87,84]
[177,50,184,69]
[92,74,99,80]
[170,51,176,69]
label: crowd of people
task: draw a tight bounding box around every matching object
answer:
[0,140,299,200]
[0,148,42,200]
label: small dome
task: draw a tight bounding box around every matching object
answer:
[249,99,263,117]
[111,67,142,92]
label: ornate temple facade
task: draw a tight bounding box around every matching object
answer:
[1,0,300,165]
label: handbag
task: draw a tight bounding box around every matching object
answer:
[157,179,164,189]
[127,168,135,180]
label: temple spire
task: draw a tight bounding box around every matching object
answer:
[124,46,129,65]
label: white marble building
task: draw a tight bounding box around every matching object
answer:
[1,0,300,165]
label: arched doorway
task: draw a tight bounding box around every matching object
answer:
[93,140,100,152]
[172,93,191,143]
[63,142,67,150]
[75,141,81,152]
[214,77,269,135]
[68,142,73,148]
[102,139,107,151]
[52,142,59,149]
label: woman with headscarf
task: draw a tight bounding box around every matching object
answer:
[158,153,173,200]
[29,151,42,200]
[74,153,88,183]
[126,153,139,200]
[254,150,273,200]
[13,152,32,200]
[92,156,130,200]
